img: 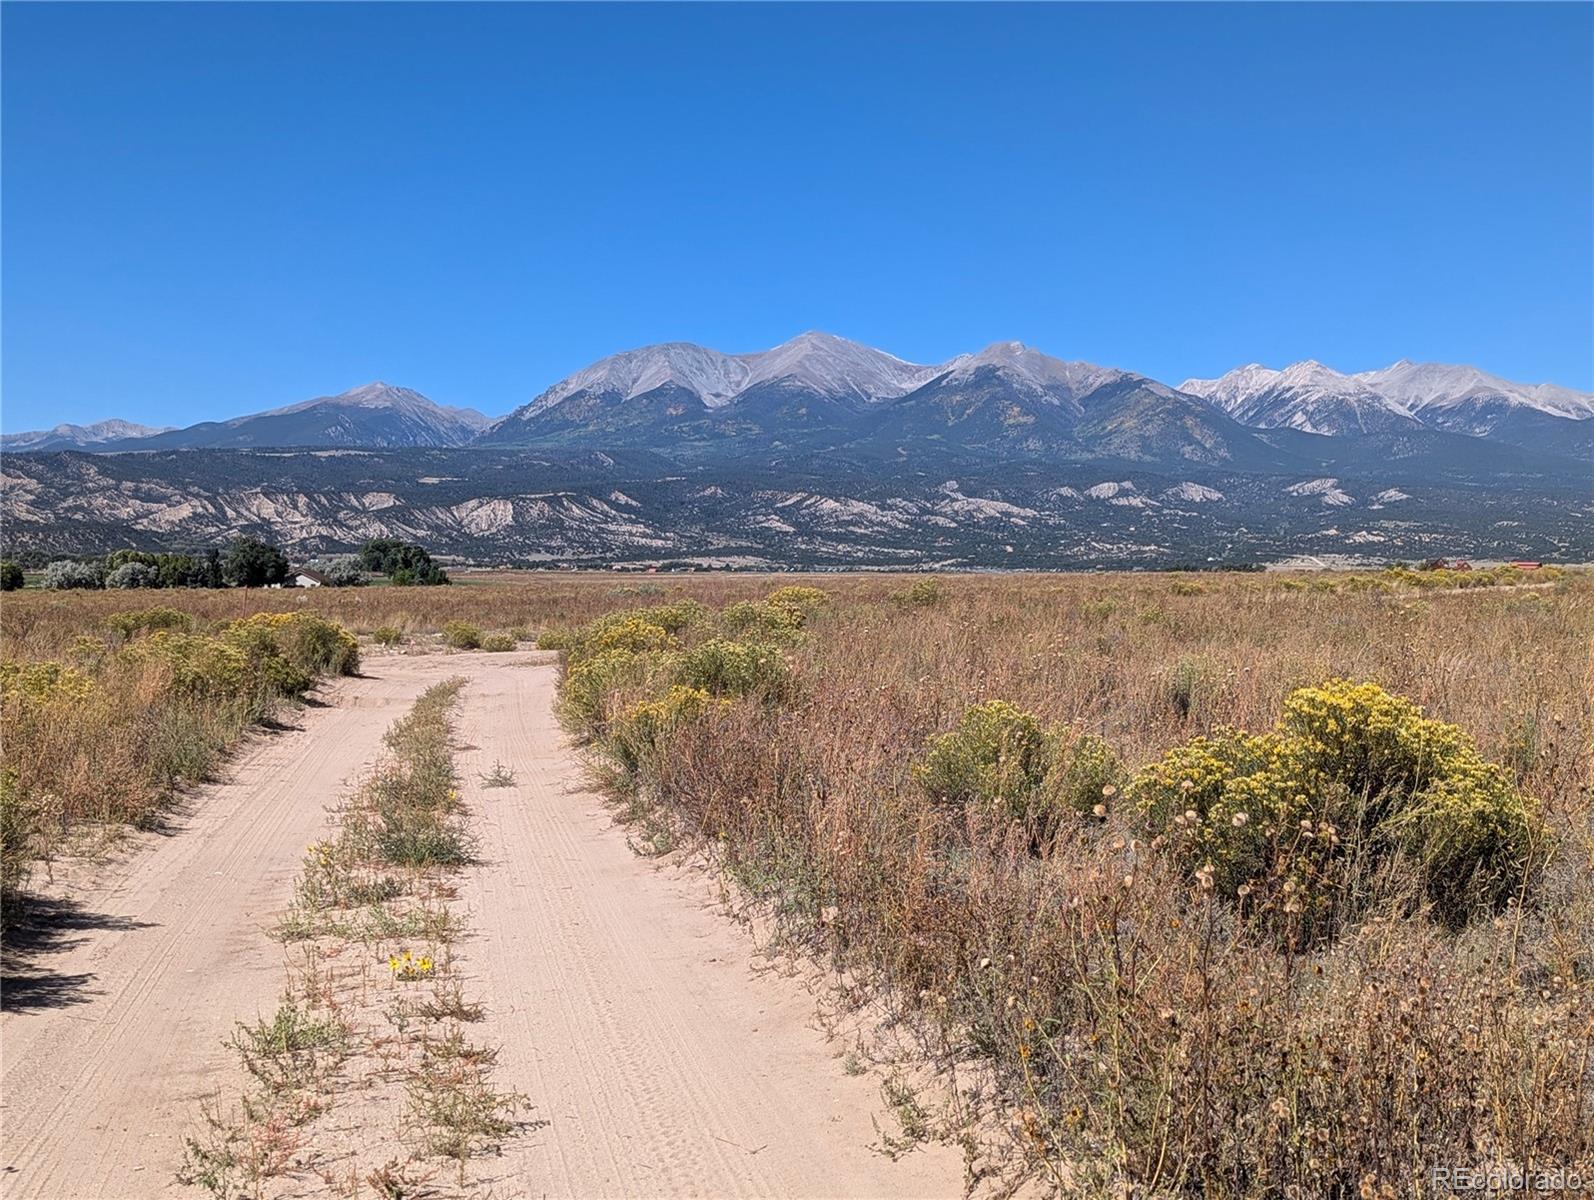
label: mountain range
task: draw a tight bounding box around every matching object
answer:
[5,333,1588,464]
[1180,359,1594,452]
[2,333,1588,567]
[0,419,176,452]
[2,382,489,452]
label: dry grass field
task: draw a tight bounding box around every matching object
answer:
[3,567,1590,1196]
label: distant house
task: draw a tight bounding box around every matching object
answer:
[1510,561,1543,571]
[289,568,329,588]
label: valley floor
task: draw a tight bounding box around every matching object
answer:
[0,651,961,1198]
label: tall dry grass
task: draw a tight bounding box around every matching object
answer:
[0,605,359,919]
[0,574,787,662]
[545,571,1594,1195]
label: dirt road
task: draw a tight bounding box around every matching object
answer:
[2,652,962,1199]
[1,653,473,1198]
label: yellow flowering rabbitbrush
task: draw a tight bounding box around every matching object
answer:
[916,701,1051,813]
[674,638,791,701]
[608,685,730,775]
[0,660,97,707]
[1133,679,1544,937]
[222,611,360,677]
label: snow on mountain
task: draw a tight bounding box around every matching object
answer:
[1352,360,1594,424]
[1180,361,1415,435]
[525,343,753,415]
[946,341,1154,401]
[1,419,175,451]
[1178,363,1279,404]
[1183,358,1593,439]
[740,331,942,400]
[522,332,940,419]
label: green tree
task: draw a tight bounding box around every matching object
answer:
[221,536,289,588]
[154,553,201,589]
[357,538,449,585]
[105,549,158,571]
[0,561,24,591]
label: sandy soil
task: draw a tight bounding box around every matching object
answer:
[0,653,472,1198]
[1,651,963,1199]
[451,656,962,1199]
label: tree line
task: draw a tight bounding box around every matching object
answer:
[0,536,451,591]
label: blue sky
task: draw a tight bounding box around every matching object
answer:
[2,2,1590,430]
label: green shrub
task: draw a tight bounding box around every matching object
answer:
[372,625,403,647]
[106,606,194,640]
[480,633,516,653]
[674,639,790,700]
[721,600,803,638]
[0,561,23,592]
[373,801,471,866]
[1042,731,1127,818]
[550,607,693,665]
[915,701,1051,817]
[42,560,104,590]
[106,562,160,589]
[632,600,704,633]
[223,612,360,677]
[0,768,39,919]
[442,621,482,650]
[0,660,97,707]
[765,585,829,626]
[608,686,728,776]
[121,632,254,699]
[895,577,947,608]
[1167,656,1210,719]
[554,648,657,736]
[580,616,675,660]
[1132,680,1544,938]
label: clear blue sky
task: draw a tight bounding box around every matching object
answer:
[3,2,1590,430]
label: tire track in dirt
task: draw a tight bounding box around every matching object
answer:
[0,653,473,1200]
[452,655,963,1199]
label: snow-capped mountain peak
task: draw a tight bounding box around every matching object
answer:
[1182,360,1415,434]
[1183,356,1592,439]
[738,331,941,400]
[1352,360,1594,422]
[526,343,754,415]
[953,341,1138,399]
[520,332,942,421]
